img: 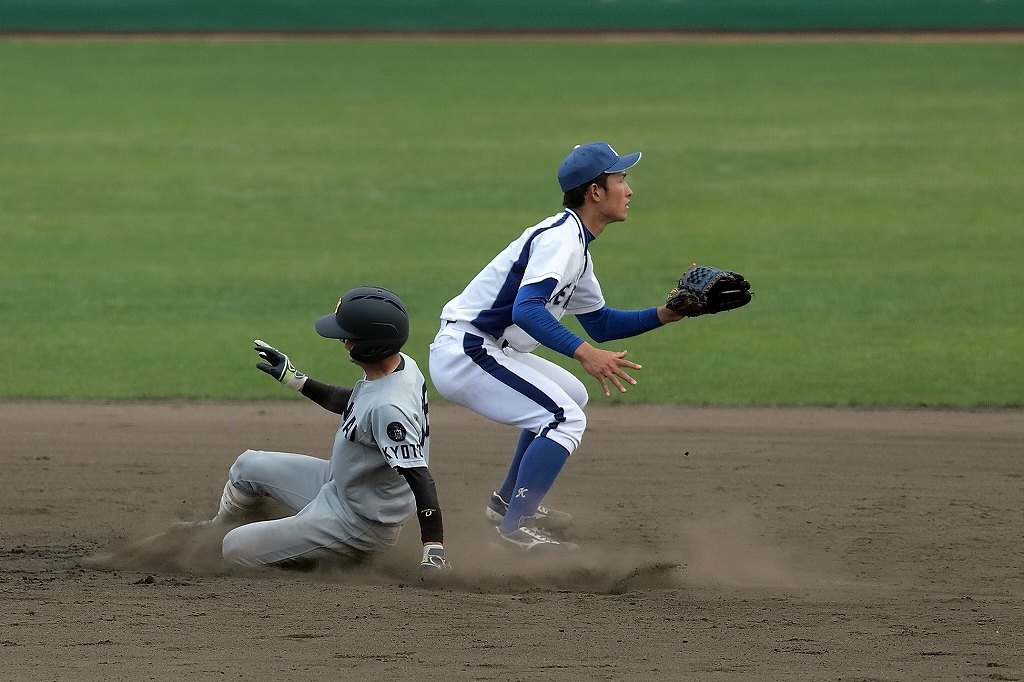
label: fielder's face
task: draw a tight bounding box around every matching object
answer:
[595,172,632,224]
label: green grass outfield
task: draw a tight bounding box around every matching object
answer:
[1,38,1022,406]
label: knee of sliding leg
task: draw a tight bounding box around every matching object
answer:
[227,450,271,494]
[229,448,262,475]
[221,530,258,568]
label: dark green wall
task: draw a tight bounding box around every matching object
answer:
[2,0,1024,32]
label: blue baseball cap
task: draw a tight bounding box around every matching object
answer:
[557,142,642,192]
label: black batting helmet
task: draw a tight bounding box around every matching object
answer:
[314,286,409,364]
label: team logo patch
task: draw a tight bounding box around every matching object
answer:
[386,421,407,442]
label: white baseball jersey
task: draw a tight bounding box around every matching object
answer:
[439,208,606,352]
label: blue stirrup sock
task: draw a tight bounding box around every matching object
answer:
[499,436,570,533]
[497,429,536,502]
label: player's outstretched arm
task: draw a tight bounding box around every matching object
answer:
[576,305,683,343]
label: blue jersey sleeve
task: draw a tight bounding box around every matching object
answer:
[576,306,662,343]
[512,279,586,358]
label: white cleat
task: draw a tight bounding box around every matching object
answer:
[493,517,578,554]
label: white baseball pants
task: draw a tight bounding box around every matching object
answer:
[428,322,588,454]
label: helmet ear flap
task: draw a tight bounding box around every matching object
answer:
[349,340,403,364]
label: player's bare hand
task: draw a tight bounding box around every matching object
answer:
[573,343,641,397]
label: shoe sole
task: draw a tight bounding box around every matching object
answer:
[490,538,580,554]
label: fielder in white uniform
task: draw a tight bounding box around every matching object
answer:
[429,142,686,553]
[178,287,450,574]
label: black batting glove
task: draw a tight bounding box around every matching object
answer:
[254,339,307,391]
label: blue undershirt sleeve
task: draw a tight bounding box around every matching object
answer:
[512,280,586,358]
[577,306,663,343]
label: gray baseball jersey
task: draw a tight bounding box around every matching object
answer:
[328,352,430,525]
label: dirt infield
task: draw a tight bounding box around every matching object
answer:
[2,400,1022,681]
